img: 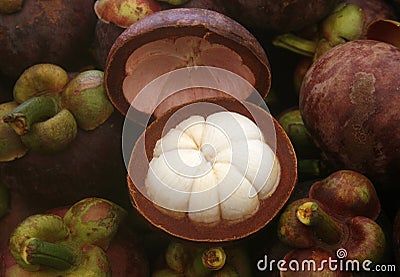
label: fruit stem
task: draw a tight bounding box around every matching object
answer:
[296,201,341,245]
[3,96,61,135]
[272,33,317,57]
[22,237,76,271]
[188,247,227,277]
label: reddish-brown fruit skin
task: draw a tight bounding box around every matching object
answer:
[127,97,297,242]
[105,8,271,117]
[0,113,127,210]
[0,0,97,78]
[224,0,339,33]
[299,40,400,183]
[309,170,381,220]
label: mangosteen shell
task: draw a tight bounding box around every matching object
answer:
[223,0,339,33]
[0,0,97,78]
[105,8,271,117]
[299,40,400,184]
[127,97,297,242]
[0,112,128,210]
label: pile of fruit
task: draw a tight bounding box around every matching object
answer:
[1,0,400,276]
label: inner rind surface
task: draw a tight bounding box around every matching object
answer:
[122,36,256,115]
[145,112,281,225]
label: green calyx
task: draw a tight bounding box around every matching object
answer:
[3,96,61,135]
[3,65,114,155]
[0,101,28,161]
[21,109,78,153]
[186,247,227,276]
[273,3,364,60]
[9,214,71,271]
[278,109,320,159]
[8,198,124,275]
[3,96,77,153]
[0,0,24,14]
[296,201,342,245]
[63,197,127,250]
[13,64,69,104]
[320,3,365,45]
[272,33,316,57]
[22,238,76,271]
[166,242,188,273]
[61,70,114,131]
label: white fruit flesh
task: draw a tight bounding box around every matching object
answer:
[123,36,256,115]
[145,111,281,224]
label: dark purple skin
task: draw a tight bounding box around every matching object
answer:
[223,0,339,33]
[92,20,125,70]
[0,112,129,210]
[162,0,227,14]
[0,0,97,79]
[345,0,398,37]
[299,40,400,184]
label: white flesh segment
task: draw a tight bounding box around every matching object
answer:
[214,145,232,164]
[201,121,231,154]
[206,112,263,144]
[175,115,205,147]
[259,158,281,199]
[188,167,220,224]
[145,152,194,213]
[229,140,279,198]
[214,163,259,221]
[153,128,197,158]
[230,113,264,141]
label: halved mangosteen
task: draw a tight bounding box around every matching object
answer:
[105,8,271,121]
[127,97,297,242]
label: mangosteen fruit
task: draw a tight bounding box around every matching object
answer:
[278,170,386,275]
[299,40,400,184]
[127,97,297,242]
[92,0,162,69]
[0,64,127,209]
[0,0,97,79]
[1,198,148,276]
[105,8,271,121]
[223,0,339,33]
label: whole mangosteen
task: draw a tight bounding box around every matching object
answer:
[223,0,339,33]
[299,40,400,184]
[0,0,97,78]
